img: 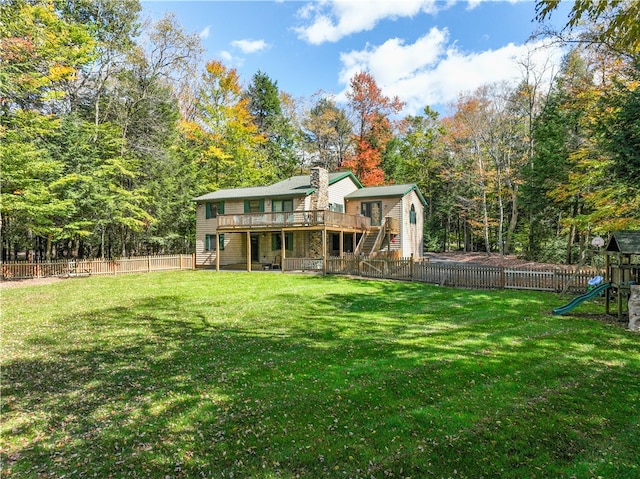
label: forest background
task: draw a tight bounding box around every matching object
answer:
[1,0,638,264]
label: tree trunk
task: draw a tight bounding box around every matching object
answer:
[505,185,519,255]
[566,225,576,264]
[121,226,127,257]
[46,235,53,262]
[481,188,491,254]
[100,227,106,260]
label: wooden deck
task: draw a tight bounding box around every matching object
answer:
[216,210,371,232]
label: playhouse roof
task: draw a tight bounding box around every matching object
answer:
[605,231,640,255]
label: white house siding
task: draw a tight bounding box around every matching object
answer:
[328,177,359,211]
[195,202,217,266]
[195,200,246,266]
[402,191,424,258]
[384,199,402,255]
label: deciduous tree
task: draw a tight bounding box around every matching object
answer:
[302,95,353,171]
[343,72,404,186]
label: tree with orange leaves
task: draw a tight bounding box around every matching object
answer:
[342,72,404,186]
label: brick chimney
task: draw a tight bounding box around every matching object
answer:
[310,167,329,210]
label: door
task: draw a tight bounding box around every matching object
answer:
[251,234,259,262]
[361,201,382,226]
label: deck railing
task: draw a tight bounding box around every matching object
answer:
[216,210,371,231]
[385,216,400,234]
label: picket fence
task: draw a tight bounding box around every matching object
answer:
[1,254,195,280]
[3,254,596,294]
[324,256,596,294]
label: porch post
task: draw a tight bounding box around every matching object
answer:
[339,231,344,258]
[246,231,251,272]
[322,228,327,274]
[215,232,220,271]
[281,230,286,273]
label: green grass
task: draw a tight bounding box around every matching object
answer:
[2,271,639,479]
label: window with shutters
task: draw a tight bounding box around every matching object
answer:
[205,234,225,251]
[205,201,224,219]
[272,232,293,251]
[272,199,293,212]
[244,199,264,213]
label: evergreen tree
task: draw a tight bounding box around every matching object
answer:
[246,71,298,179]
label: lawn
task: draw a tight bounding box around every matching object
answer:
[1,271,639,478]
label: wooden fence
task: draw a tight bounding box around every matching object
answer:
[1,254,195,280]
[324,256,597,294]
[3,253,598,294]
[283,257,324,272]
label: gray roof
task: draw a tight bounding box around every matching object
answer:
[193,171,361,202]
[605,231,640,255]
[345,184,427,205]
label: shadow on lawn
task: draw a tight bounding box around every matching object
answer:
[3,283,640,478]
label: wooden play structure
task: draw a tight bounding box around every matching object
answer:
[604,231,640,320]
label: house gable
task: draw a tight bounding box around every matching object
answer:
[344,183,426,205]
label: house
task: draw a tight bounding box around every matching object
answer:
[193,167,426,271]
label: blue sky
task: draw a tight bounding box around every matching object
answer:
[141,0,571,116]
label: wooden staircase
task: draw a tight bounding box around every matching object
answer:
[355,231,378,256]
[355,216,400,256]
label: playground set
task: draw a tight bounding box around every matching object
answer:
[553,231,640,320]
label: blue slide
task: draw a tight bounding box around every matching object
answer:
[552,282,611,315]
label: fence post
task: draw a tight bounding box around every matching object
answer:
[500,266,505,289]
[410,254,414,281]
[147,255,151,273]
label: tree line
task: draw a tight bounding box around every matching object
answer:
[1,0,638,263]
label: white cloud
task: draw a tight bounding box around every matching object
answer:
[466,0,528,9]
[219,50,244,68]
[199,26,211,39]
[338,27,448,86]
[231,39,270,54]
[336,31,565,115]
[295,0,532,44]
[295,0,441,44]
